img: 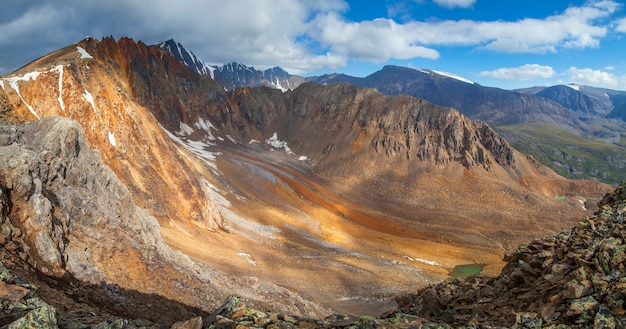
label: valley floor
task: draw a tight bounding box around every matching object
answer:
[159,140,506,315]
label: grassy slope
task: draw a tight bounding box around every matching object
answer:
[494,123,626,185]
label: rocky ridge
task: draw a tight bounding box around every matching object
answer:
[0,37,224,231]
[393,181,626,328]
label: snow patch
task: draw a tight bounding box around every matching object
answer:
[195,117,216,131]
[298,156,308,161]
[565,84,580,91]
[3,71,42,119]
[578,199,587,211]
[249,139,260,144]
[205,181,231,207]
[194,117,217,140]
[108,132,116,146]
[21,71,41,81]
[82,90,98,115]
[432,70,474,84]
[178,122,194,135]
[238,253,257,266]
[266,132,294,155]
[51,65,65,111]
[273,78,288,92]
[205,65,216,79]
[403,255,440,266]
[162,126,220,170]
[4,71,41,84]
[76,46,93,59]
[226,135,238,144]
[0,80,4,91]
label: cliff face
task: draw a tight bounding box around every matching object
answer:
[273,83,522,175]
[0,116,169,282]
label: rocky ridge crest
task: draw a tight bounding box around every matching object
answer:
[156,39,306,91]
[392,182,626,328]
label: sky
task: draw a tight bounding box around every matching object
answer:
[1,0,626,90]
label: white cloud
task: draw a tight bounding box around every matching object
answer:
[311,0,618,60]
[615,17,626,33]
[433,0,475,9]
[310,14,440,62]
[479,64,557,80]
[0,4,69,44]
[0,0,623,76]
[100,0,350,73]
[435,0,614,53]
[566,67,626,89]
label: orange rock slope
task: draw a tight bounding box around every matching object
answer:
[0,37,222,231]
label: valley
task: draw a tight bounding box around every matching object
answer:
[163,140,502,315]
[158,127,600,315]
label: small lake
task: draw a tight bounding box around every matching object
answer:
[449,264,486,278]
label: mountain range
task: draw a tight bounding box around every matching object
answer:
[0,36,620,326]
[157,39,305,91]
[159,40,626,184]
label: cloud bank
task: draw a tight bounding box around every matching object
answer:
[479,64,557,80]
[480,64,626,90]
[0,0,624,79]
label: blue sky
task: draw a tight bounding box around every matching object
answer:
[1,0,625,90]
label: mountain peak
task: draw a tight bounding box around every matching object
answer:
[155,41,304,91]
[156,38,215,77]
[377,65,474,84]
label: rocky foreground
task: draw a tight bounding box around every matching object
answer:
[1,179,625,328]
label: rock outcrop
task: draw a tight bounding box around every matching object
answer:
[0,116,134,280]
[393,182,626,328]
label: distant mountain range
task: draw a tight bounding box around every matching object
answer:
[157,39,626,124]
[156,39,626,184]
[156,39,305,91]
[516,84,626,119]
